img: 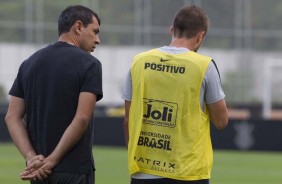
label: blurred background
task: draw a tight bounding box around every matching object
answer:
[0,0,282,183]
[1,0,282,119]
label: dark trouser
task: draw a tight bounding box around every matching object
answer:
[30,170,95,184]
[131,178,209,184]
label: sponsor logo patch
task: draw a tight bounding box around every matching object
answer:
[143,98,178,128]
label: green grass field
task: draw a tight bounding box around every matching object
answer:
[1,143,282,184]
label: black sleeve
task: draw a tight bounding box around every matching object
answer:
[80,59,103,102]
[9,62,24,98]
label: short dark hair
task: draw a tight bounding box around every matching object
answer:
[173,5,208,39]
[58,5,101,36]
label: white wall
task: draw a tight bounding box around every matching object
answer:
[1,43,281,106]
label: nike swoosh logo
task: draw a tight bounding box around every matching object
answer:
[160,58,170,62]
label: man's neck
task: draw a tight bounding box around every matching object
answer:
[169,37,197,52]
[58,33,80,48]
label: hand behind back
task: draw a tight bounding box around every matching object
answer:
[20,155,53,181]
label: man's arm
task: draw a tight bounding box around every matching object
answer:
[204,61,228,130]
[5,96,40,163]
[124,100,131,147]
[46,92,97,165]
[207,99,228,130]
[21,92,97,180]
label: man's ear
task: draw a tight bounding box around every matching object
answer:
[170,26,174,34]
[197,31,206,43]
[73,20,83,35]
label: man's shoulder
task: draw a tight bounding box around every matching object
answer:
[133,48,159,60]
[52,42,101,63]
[25,42,101,68]
[187,51,212,61]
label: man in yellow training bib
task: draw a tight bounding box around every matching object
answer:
[122,5,228,184]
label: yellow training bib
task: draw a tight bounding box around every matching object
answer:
[128,49,212,180]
